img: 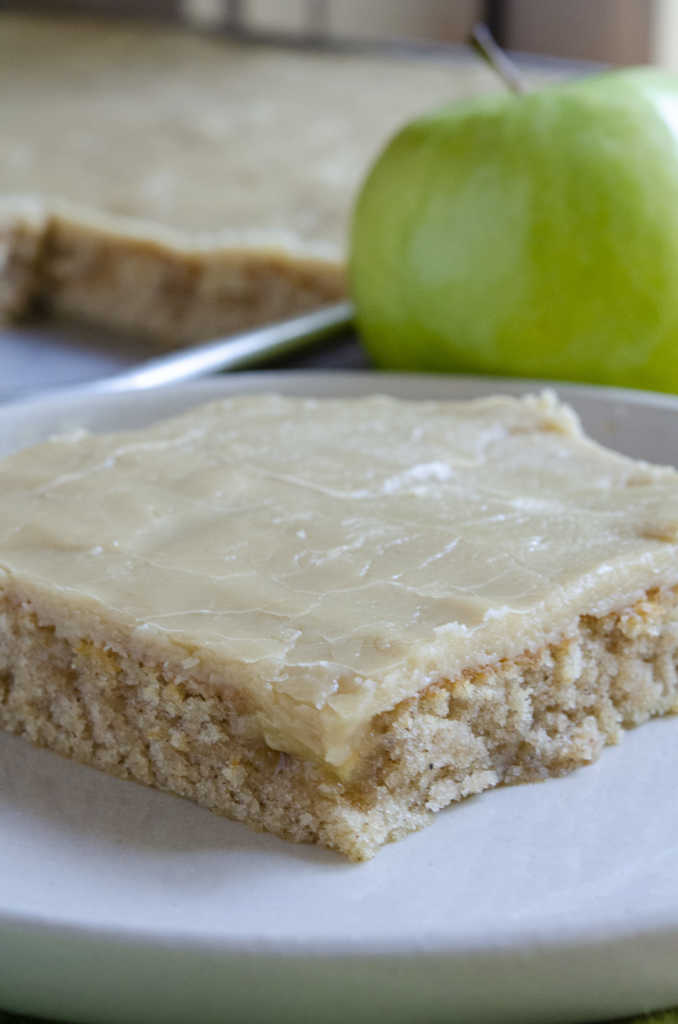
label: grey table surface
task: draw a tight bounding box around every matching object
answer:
[0,316,370,405]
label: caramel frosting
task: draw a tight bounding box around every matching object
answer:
[1,392,678,772]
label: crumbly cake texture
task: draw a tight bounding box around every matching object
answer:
[1,392,678,860]
[0,15,555,346]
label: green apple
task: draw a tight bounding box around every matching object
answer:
[349,68,678,392]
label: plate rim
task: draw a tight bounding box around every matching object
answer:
[5,368,678,416]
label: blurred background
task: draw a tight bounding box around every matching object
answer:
[1,0,676,397]
[1,0,676,66]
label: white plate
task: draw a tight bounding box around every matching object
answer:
[2,372,678,1024]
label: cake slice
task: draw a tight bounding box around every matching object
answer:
[0,14,555,347]
[1,391,678,860]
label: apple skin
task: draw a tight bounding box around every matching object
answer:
[349,69,678,392]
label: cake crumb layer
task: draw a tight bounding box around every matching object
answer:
[1,587,677,860]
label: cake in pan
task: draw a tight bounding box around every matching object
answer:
[0,14,552,347]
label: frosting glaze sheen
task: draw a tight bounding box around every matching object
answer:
[1,391,678,771]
